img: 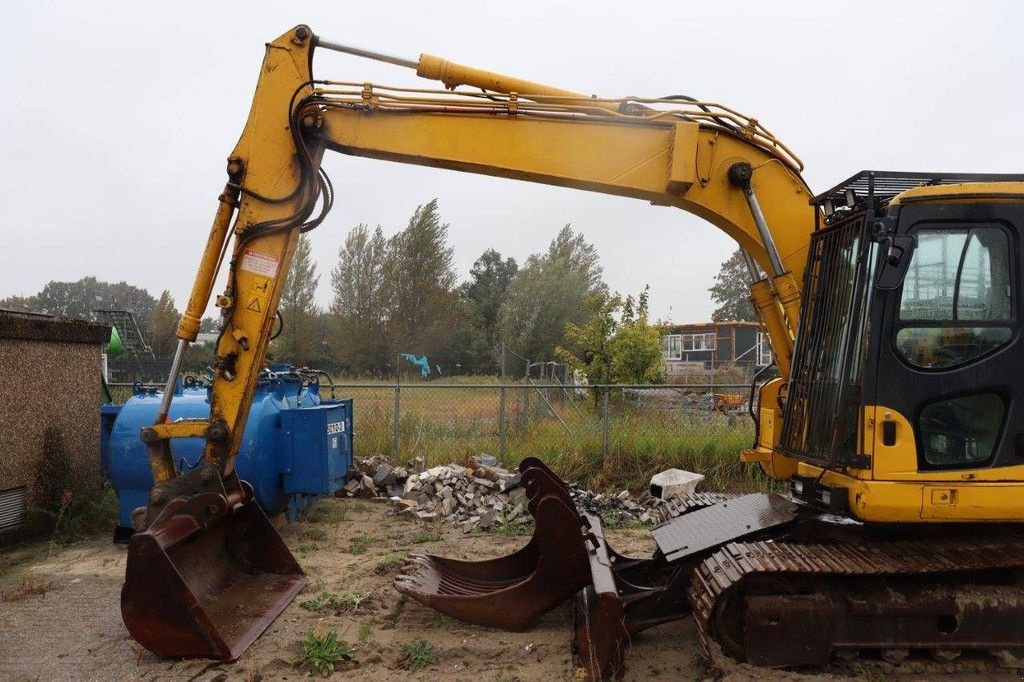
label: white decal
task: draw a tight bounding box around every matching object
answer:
[240,249,280,277]
[326,421,345,434]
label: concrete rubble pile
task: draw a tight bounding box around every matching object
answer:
[342,454,692,531]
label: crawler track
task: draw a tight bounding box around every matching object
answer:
[689,534,1024,667]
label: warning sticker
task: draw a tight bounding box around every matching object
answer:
[250,277,271,295]
[240,249,280,277]
[246,297,262,313]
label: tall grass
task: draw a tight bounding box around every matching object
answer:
[347,389,765,493]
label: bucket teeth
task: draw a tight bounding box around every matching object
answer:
[393,458,656,680]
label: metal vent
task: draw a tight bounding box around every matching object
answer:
[0,486,27,531]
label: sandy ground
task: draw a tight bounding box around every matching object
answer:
[3,497,1021,682]
[0,498,702,681]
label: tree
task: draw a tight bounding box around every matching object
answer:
[147,290,179,358]
[709,249,756,321]
[384,200,459,366]
[330,223,390,374]
[0,277,158,332]
[451,249,518,374]
[273,234,320,366]
[499,225,604,363]
[557,286,662,402]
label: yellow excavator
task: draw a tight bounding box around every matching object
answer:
[122,24,1024,678]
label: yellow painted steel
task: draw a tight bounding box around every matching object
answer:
[313,102,813,304]
[891,181,1024,205]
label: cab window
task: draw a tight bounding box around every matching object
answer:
[896,226,1014,369]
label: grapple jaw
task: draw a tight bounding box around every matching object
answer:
[121,476,305,661]
[395,457,655,680]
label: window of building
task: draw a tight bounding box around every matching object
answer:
[661,334,682,360]
[756,331,773,366]
[681,332,715,351]
[896,226,1014,370]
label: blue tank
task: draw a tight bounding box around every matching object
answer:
[102,370,353,533]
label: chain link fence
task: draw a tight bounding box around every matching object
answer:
[107,374,765,491]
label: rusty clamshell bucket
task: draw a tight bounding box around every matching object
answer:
[396,458,636,679]
[121,480,305,661]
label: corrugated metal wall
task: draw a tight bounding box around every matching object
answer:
[0,486,26,531]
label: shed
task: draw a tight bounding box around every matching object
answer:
[0,310,110,536]
[660,321,771,374]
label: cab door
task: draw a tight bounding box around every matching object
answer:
[869,199,1023,474]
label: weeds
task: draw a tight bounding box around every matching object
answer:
[374,553,405,575]
[349,534,374,554]
[297,543,317,558]
[303,527,328,542]
[303,502,348,524]
[0,572,51,602]
[427,613,454,629]
[400,639,437,671]
[412,531,440,544]
[292,628,354,677]
[358,622,372,644]
[299,590,371,614]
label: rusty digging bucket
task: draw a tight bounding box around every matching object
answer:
[121,480,305,661]
[396,458,638,680]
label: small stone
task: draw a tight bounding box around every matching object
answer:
[416,511,437,520]
[410,456,426,474]
[479,454,498,467]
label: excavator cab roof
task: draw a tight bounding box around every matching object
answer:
[813,170,1024,223]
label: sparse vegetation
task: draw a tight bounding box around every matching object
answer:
[303,527,328,542]
[427,613,454,629]
[0,572,51,602]
[349,534,375,555]
[299,590,371,614]
[375,553,405,575]
[302,501,348,524]
[292,628,354,677]
[400,639,438,671]
[412,531,441,544]
[358,622,372,644]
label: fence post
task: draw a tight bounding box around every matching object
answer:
[498,342,507,464]
[602,386,610,462]
[393,364,401,460]
[523,359,530,434]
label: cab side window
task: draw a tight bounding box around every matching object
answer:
[896,226,1014,369]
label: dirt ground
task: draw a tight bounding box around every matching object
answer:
[0,498,702,681]
[2,498,1021,681]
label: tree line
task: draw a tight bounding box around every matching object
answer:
[2,199,682,383]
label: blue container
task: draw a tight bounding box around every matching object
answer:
[102,372,353,532]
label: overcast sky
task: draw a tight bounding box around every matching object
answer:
[3,1,1022,323]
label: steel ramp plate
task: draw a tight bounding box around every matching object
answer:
[652,493,797,563]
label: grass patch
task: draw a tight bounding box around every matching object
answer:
[427,613,454,629]
[0,571,51,602]
[297,542,318,558]
[412,532,441,544]
[292,628,354,677]
[374,553,405,575]
[302,501,348,524]
[400,639,437,671]
[349,534,375,555]
[358,622,372,644]
[303,527,328,542]
[299,590,372,614]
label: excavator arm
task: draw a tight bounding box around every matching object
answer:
[124,24,817,663]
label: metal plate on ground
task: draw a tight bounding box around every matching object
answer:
[652,493,797,563]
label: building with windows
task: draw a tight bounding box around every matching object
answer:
[660,321,770,374]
